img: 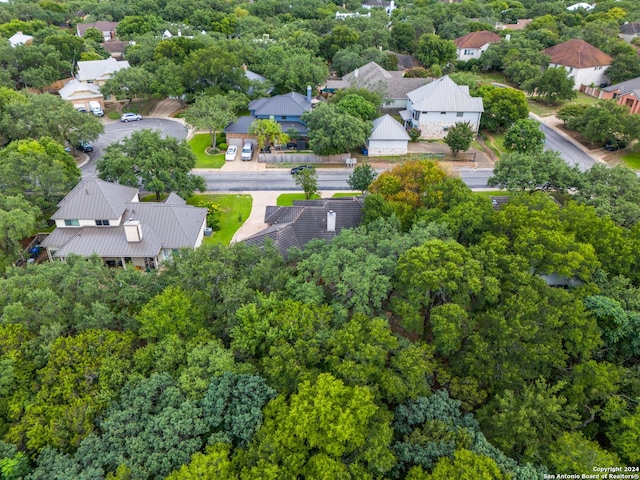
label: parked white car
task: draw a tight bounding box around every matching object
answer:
[121,113,142,122]
[225,145,238,161]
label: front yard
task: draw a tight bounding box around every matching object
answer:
[188,134,225,168]
[187,193,252,245]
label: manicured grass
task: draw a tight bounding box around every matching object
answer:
[277,193,321,206]
[332,192,360,197]
[106,111,121,120]
[188,194,252,245]
[528,92,599,117]
[473,190,511,199]
[474,71,512,86]
[622,152,640,169]
[482,132,506,157]
[189,134,226,168]
[140,193,169,202]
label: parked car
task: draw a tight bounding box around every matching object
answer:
[286,142,298,150]
[225,145,237,161]
[76,141,93,153]
[604,139,627,151]
[291,165,314,175]
[121,112,142,122]
[241,142,254,161]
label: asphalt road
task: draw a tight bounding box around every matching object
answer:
[200,170,360,191]
[539,122,597,172]
[458,168,494,189]
[81,118,188,177]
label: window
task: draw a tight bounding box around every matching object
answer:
[456,112,463,117]
[95,219,110,226]
[464,49,473,55]
[440,112,446,115]
[412,110,420,121]
[64,219,79,226]
[87,80,94,83]
[595,66,602,71]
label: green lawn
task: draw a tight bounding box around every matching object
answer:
[473,190,511,199]
[482,132,506,157]
[528,92,599,117]
[277,193,321,206]
[188,194,252,245]
[188,134,226,168]
[622,152,640,169]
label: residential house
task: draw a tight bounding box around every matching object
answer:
[594,76,640,114]
[8,31,33,47]
[619,23,640,43]
[323,61,432,111]
[76,21,119,41]
[243,197,363,257]
[101,40,129,60]
[542,39,612,90]
[567,2,595,11]
[40,179,207,270]
[401,75,484,139]
[361,0,396,15]
[454,31,501,61]
[495,19,532,31]
[367,114,410,156]
[225,89,316,149]
[77,57,130,87]
[58,79,104,111]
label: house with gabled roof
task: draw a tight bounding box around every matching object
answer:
[76,21,119,41]
[542,39,612,90]
[8,31,33,47]
[595,76,640,114]
[367,114,410,156]
[76,57,130,87]
[225,89,318,149]
[619,23,640,43]
[454,31,501,61]
[323,61,432,110]
[401,75,484,139]
[58,79,104,111]
[243,197,364,257]
[40,179,207,270]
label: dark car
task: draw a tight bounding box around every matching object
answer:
[604,139,627,151]
[76,141,93,153]
[290,165,314,175]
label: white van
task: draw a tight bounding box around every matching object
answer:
[88,101,104,117]
[241,142,253,161]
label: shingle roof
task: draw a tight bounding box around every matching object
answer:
[620,23,640,35]
[58,79,102,101]
[454,31,501,49]
[244,197,364,256]
[603,76,640,94]
[326,61,432,99]
[543,39,612,69]
[43,179,206,257]
[51,178,138,220]
[407,75,484,113]
[101,40,129,53]
[9,31,32,47]
[249,92,311,117]
[369,114,410,141]
[76,21,119,37]
[77,58,129,82]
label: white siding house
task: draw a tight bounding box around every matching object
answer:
[401,76,483,139]
[454,31,501,62]
[542,39,612,90]
[367,115,410,156]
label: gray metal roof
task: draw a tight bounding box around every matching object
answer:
[248,92,311,117]
[369,114,410,141]
[76,21,119,37]
[224,116,255,134]
[52,179,139,220]
[58,79,102,100]
[407,75,484,113]
[77,58,129,82]
[620,22,640,35]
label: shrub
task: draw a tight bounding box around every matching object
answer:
[197,201,223,230]
[407,128,422,142]
[218,143,228,151]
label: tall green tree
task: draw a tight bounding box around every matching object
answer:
[415,33,456,68]
[100,66,153,104]
[347,163,378,193]
[523,67,576,104]
[0,137,80,210]
[477,84,529,132]
[184,94,240,150]
[503,118,546,153]
[444,121,475,157]
[0,194,40,271]
[293,167,319,200]
[302,103,370,156]
[96,129,205,200]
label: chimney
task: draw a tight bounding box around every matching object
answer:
[124,218,142,242]
[178,29,181,37]
[306,85,312,103]
[327,210,336,232]
[242,63,247,71]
